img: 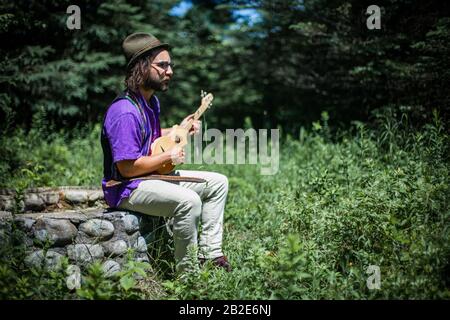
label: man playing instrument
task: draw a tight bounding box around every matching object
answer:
[101,32,230,273]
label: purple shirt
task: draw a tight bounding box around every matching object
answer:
[101,93,161,208]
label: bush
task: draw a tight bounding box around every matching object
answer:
[1,110,448,299]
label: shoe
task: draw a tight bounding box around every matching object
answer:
[199,256,232,272]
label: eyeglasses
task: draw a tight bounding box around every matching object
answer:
[151,61,175,71]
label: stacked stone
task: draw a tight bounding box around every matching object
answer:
[0,187,105,212]
[0,209,165,278]
[0,187,169,281]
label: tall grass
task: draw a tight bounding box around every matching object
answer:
[0,110,448,299]
[0,108,103,189]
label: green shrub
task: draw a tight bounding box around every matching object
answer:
[1,111,448,299]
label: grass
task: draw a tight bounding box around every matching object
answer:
[0,110,449,299]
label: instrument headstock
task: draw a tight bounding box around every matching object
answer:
[200,90,214,109]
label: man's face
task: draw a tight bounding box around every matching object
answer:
[143,49,173,92]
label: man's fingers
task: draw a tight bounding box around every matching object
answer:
[188,120,201,136]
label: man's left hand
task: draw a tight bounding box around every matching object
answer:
[181,114,201,136]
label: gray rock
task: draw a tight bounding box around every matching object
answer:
[88,191,104,202]
[24,193,45,211]
[102,210,127,220]
[79,219,114,240]
[64,190,88,204]
[42,192,60,205]
[136,253,150,263]
[51,247,67,256]
[66,265,81,290]
[25,251,42,268]
[74,231,96,244]
[0,195,14,211]
[24,209,104,224]
[67,244,104,265]
[103,240,128,257]
[122,214,139,234]
[33,218,77,246]
[102,260,121,277]
[0,211,12,221]
[14,217,35,231]
[18,209,105,223]
[128,231,139,243]
[131,236,147,253]
[25,250,64,270]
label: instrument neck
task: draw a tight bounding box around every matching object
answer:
[180,106,205,131]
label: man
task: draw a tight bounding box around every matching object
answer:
[101,32,230,272]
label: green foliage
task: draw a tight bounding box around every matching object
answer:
[0,223,73,299]
[0,0,255,130]
[76,255,153,300]
[0,117,103,188]
[4,1,447,133]
[267,235,312,299]
[175,111,449,299]
[230,0,450,131]
[0,0,449,300]
[0,225,164,300]
[1,111,449,299]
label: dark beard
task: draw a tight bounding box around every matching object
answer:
[143,75,169,92]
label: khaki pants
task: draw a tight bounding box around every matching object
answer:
[118,170,228,271]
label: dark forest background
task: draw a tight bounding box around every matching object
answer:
[1,0,450,300]
[1,0,449,134]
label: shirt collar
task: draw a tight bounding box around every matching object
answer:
[135,91,159,114]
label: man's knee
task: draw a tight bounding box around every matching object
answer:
[178,192,202,217]
[211,173,228,194]
[173,192,202,237]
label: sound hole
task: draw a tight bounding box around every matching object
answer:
[175,136,181,143]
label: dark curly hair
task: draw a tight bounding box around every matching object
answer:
[124,50,158,92]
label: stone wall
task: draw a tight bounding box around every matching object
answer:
[0,186,105,212]
[0,187,169,281]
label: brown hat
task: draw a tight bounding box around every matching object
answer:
[122,32,170,69]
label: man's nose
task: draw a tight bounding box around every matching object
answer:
[165,65,173,77]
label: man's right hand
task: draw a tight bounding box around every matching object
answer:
[169,145,185,165]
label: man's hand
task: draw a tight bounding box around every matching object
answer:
[180,114,201,136]
[170,145,185,165]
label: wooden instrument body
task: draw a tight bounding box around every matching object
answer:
[151,125,189,174]
[150,92,213,174]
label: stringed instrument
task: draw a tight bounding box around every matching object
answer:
[150,91,214,174]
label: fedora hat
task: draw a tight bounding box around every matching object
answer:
[122,32,170,69]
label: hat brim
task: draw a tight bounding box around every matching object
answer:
[127,43,171,69]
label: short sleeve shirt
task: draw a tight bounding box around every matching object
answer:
[101,92,161,208]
